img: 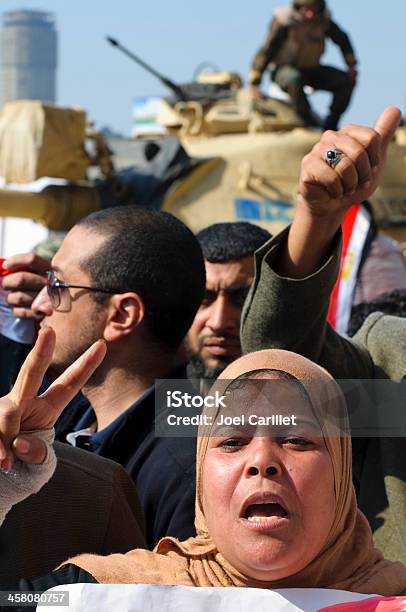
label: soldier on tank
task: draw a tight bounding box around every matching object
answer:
[249,0,358,130]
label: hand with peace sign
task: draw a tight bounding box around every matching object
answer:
[276,107,402,278]
[0,327,106,471]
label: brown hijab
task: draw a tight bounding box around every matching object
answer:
[63,350,406,595]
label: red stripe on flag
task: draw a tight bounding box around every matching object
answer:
[327,205,359,329]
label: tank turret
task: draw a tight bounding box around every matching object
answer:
[0,41,405,253]
[107,36,305,138]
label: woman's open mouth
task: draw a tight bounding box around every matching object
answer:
[240,498,290,532]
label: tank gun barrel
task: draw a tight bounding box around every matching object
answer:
[106,36,186,100]
[0,186,101,231]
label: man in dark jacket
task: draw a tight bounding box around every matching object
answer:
[3,219,271,548]
[3,206,205,549]
[249,0,357,129]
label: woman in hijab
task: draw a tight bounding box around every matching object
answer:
[2,338,406,595]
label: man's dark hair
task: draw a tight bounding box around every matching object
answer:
[348,289,406,337]
[197,222,271,263]
[77,206,205,350]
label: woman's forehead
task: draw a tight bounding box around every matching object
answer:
[206,376,324,440]
[224,375,313,412]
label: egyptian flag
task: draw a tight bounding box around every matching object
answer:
[327,204,373,336]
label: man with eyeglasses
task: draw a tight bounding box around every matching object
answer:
[2,218,272,544]
[1,205,205,549]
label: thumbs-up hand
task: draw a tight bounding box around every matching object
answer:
[298,107,401,219]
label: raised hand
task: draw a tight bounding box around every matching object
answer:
[2,252,50,319]
[298,106,401,220]
[0,327,106,470]
[275,107,402,278]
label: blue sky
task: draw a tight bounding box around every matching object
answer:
[0,0,404,135]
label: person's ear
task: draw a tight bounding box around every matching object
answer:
[103,293,146,342]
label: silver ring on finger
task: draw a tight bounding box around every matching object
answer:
[325,149,345,170]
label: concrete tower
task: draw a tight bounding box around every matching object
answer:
[0,10,57,107]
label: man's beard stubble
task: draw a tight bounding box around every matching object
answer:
[187,353,225,382]
[50,329,107,390]
[184,337,228,384]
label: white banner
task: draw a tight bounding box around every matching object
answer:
[39,584,377,612]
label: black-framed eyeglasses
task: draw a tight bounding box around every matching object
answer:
[46,270,124,310]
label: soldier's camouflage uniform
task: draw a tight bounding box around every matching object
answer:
[249,4,357,129]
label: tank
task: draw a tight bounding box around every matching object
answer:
[0,38,405,250]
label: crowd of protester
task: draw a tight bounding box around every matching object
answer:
[0,105,406,606]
